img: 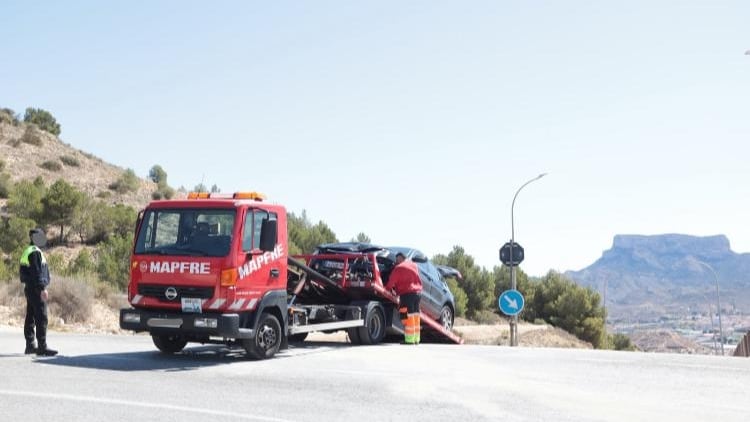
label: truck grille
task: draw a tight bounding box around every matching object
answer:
[138,284,215,301]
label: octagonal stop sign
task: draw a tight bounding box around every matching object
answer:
[499,241,524,266]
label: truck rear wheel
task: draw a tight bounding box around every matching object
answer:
[152,334,187,354]
[244,312,282,360]
[357,304,385,345]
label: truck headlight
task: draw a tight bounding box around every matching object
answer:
[194,318,218,328]
[122,313,141,323]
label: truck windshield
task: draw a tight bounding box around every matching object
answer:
[134,208,235,257]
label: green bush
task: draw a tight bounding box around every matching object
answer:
[0,258,11,282]
[0,217,36,254]
[609,333,637,351]
[0,108,19,125]
[20,126,43,146]
[46,252,67,275]
[96,234,133,290]
[8,178,46,221]
[59,155,80,167]
[0,172,11,198]
[447,278,468,318]
[108,168,139,194]
[0,159,5,172]
[69,249,96,275]
[148,165,167,185]
[151,185,175,200]
[23,107,61,136]
[39,160,62,172]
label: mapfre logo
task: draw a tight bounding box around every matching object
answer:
[143,261,211,274]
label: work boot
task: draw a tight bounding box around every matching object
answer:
[36,346,58,356]
[24,343,37,354]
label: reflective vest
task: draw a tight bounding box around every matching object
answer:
[20,245,46,267]
[19,245,50,286]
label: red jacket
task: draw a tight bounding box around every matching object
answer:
[385,261,422,295]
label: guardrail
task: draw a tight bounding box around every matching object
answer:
[733,332,750,357]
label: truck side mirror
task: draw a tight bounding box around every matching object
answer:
[259,219,277,252]
[135,210,144,238]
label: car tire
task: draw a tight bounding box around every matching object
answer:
[358,303,386,345]
[243,312,282,360]
[152,334,187,354]
[439,305,454,331]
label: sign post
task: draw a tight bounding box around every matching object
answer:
[500,241,524,346]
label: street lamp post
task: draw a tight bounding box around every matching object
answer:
[697,261,724,356]
[509,173,547,346]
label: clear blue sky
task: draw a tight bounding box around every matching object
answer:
[3,1,749,276]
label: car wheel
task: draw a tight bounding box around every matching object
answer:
[439,305,454,331]
[243,312,282,360]
[152,334,187,354]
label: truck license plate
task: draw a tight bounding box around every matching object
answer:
[181,297,202,313]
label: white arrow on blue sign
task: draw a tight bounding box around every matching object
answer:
[498,289,525,316]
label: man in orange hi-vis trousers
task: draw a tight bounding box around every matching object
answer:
[385,252,423,344]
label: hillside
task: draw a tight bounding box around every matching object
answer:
[1,120,157,210]
[566,234,750,320]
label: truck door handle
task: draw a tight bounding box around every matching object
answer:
[270,269,280,278]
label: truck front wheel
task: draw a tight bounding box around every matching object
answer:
[244,312,282,360]
[152,334,187,354]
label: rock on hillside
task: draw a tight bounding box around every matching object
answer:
[566,234,750,320]
[1,121,156,209]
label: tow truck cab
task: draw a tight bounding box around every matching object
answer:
[120,192,290,359]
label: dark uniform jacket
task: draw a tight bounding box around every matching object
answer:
[19,245,50,288]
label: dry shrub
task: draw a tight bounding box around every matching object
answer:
[47,275,94,324]
[472,310,504,325]
[0,281,24,306]
[59,155,80,167]
[93,279,128,310]
[0,282,28,320]
[20,126,43,146]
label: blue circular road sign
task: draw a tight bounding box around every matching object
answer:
[498,289,525,316]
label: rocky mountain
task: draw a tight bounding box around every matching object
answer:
[566,234,750,321]
[0,120,157,209]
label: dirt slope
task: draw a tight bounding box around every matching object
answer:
[0,121,156,209]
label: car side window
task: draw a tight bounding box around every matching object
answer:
[425,262,442,287]
[417,262,441,287]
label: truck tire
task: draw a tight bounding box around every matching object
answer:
[152,334,187,354]
[357,303,385,345]
[288,332,308,343]
[347,327,361,345]
[244,312,282,360]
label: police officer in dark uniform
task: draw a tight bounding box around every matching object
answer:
[19,228,57,356]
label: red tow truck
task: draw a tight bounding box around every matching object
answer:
[120,192,461,359]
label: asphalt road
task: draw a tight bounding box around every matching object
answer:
[1,327,748,422]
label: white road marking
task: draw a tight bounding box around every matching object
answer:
[0,390,296,422]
